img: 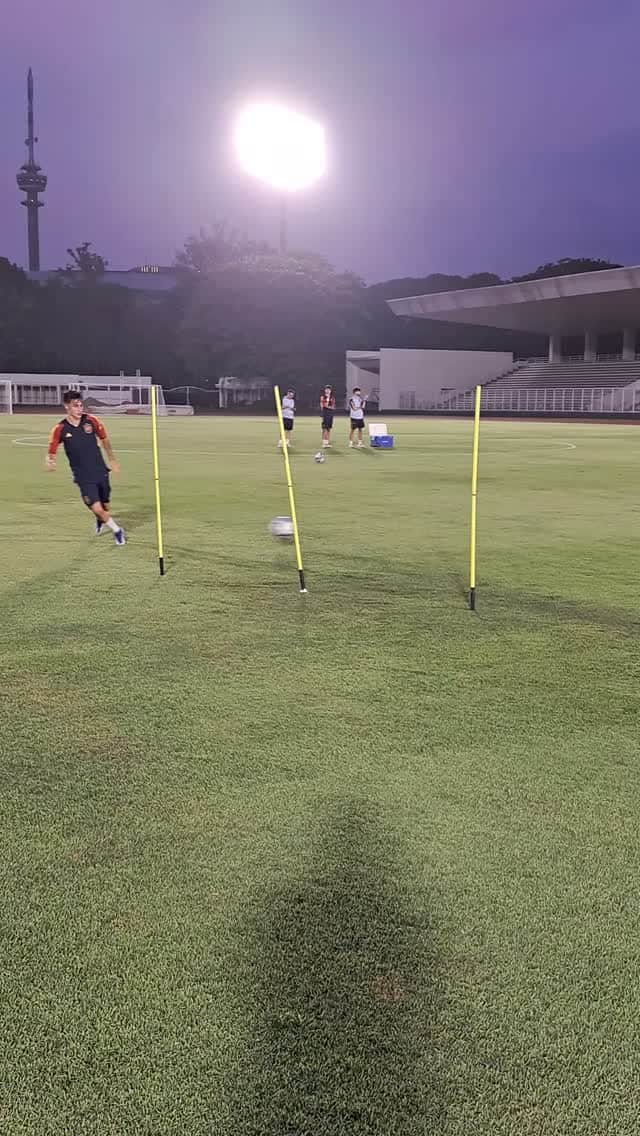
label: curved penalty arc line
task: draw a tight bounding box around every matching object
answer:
[10,437,271,457]
[10,435,579,454]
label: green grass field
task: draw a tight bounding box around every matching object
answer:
[1,412,639,1135]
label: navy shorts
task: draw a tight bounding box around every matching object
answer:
[322,412,334,430]
[76,475,111,508]
[351,418,365,429]
[283,417,294,432]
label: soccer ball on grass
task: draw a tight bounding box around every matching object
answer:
[269,516,294,541]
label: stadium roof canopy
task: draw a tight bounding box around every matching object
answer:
[387,264,640,335]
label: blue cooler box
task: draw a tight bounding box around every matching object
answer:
[371,434,394,448]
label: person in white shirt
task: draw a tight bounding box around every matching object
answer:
[348,387,366,448]
[279,389,295,447]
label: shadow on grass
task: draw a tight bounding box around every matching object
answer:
[315,549,464,603]
[230,799,446,1135]
[0,549,92,611]
[165,544,298,591]
[120,503,157,530]
[485,586,640,635]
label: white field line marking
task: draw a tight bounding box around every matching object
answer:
[11,435,578,455]
[11,437,259,456]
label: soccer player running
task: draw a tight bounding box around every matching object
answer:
[348,387,367,448]
[46,390,126,545]
[320,385,336,448]
[279,388,295,447]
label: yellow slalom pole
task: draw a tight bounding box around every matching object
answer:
[469,384,481,610]
[273,385,307,593]
[150,385,165,576]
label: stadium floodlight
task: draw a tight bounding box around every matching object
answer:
[233,102,326,251]
[234,103,326,193]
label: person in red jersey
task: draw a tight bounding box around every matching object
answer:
[320,385,336,448]
[46,390,126,545]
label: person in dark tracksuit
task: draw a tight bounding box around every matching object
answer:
[320,386,336,448]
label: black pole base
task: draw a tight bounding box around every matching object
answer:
[469,587,476,611]
[298,568,307,594]
[159,557,165,577]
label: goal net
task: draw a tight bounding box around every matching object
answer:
[79,383,169,416]
[81,384,193,415]
[0,379,12,414]
[0,374,192,416]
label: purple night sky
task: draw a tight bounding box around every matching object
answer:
[2,0,640,282]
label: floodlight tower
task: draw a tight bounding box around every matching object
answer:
[16,69,48,271]
[234,103,326,254]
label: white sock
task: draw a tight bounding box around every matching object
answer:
[105,518,120,533]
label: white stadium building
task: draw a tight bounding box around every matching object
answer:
[350,263,640,415]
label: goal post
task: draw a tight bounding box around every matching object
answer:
[78,383,190,416]
[78,381,163,415]
[0,379,13,415]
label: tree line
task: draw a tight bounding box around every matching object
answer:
[0,229,619,405]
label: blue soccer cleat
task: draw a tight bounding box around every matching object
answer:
[95,519,105,535]
[113,528,126,546]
